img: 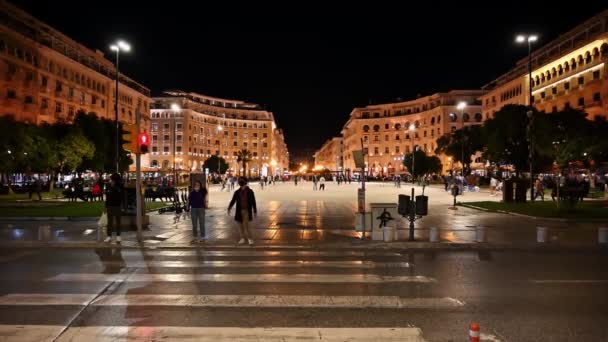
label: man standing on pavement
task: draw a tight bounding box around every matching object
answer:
[319,176,326,191]
[228,177,257,245]
[104,173,124,244]
[189,180,208,244]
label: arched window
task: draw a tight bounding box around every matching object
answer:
[362,125,370,132]
[463,113,470,122]
[535,75,540,85]
[592,47,600,60]
[415,120,420,128]
[564,62,569,72]
[545,71,551,81]
[437,115,441,123]
[601,43,608,57]
[585,51,591,64]
[577,55,584,66]
[394,123,401,130]
[405,122,410,130]
[449,113,457,122]
[541,74,545,82]
[373,124,380,132]
[558,65,563,76]
[431,117,435,125]
[151,160,158,167]
[474,113,482,122]
[551,68,556,78]
[571,58,577,70]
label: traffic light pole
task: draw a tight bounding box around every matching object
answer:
[135,110,143,243]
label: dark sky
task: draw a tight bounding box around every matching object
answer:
[11,1,607,154]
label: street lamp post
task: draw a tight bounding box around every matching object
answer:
[110,40,131,173]
[408,124,416,183]
[516,34,538,201]
[457,101,467,176]
[170,103,180,186]
[217,124,223,175]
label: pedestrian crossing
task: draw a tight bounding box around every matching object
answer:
[0,248,467,341]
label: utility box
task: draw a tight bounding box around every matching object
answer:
[398,195,410,216]
[415,195,428,216]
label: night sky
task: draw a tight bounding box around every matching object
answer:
[11,1,607,155]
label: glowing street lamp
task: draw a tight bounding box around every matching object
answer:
[110,39,131,172]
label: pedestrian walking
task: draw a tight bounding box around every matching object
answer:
[189,181,208,243]
[397,175,401,188]
[490,176,497,196]
[534,177,545,201]
[312,175,318,191]
[294,176,298,186]
[319,176,326,191]
[259,177,265,190]
[28,178,42,201]
[104,173,124,243]
[228,177,257,245]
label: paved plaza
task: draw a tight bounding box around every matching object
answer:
[1,180,602,246]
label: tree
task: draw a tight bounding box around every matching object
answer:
[434,125,484,175]
[203,155,229,174]
[403,150,442,178]
[73,111,131,173]
[547,108,592,170]
[236,149,252,178]
[0,117,36,192]
[482,104,553,176]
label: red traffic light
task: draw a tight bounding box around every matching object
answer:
[138,132,150,154]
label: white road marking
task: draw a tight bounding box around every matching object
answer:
[0,293,98,306]
[55,326,426,341]
[46,273,436,283]
[480,332,503,341]
[117,250,402,257]
[92,260,411,268]
[0,324,64,342]
[0,293,463,309]
[531,279,608,284]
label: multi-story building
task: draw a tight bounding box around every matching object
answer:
[481,10,608,120]
[148,90,289,177]
[313,137,343,172]
[0,0,151,125]
[341,90,483,176]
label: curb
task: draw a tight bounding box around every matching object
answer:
[0,207,170,222]
[458,203,607,223]
[0,241,605,252]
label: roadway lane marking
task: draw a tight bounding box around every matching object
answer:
[46,273,436,283]
[531,280,608,284]
[55,326,426,341]
[90,260,411,268]
[0,324,65,342]
[0,293,98,306]
[116,250,403,257]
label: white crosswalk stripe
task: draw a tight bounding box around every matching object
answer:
[0,293,465,309]
[86,260,412,268]
[0,325,426,342]
[46,273,435,283]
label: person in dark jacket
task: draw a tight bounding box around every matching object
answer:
[104,173,124,243]
[189,181,208,243]
[228,177,257,245]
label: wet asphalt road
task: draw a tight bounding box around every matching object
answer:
[0,247,607,341]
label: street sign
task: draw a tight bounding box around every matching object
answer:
[357,188,365,213]
[353,150,365,169]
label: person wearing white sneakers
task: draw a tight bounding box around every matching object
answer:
[104,173,124,244]
[228,177,257,245]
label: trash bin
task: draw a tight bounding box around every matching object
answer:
[383,226,395,242]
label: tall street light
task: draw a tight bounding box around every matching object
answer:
[110,40,131,173]
[516,33,538,201]
[170,103,181,185]
[408,123,416,183]
[217,123,223,175]
[457,101,467,176]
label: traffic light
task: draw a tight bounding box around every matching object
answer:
[121,124,137,152]
[138,131,150,154]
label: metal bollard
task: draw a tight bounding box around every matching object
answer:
[536,226,548,243]
[475,226,486,243]
[599,227,608,244]
[429,227,440,242]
